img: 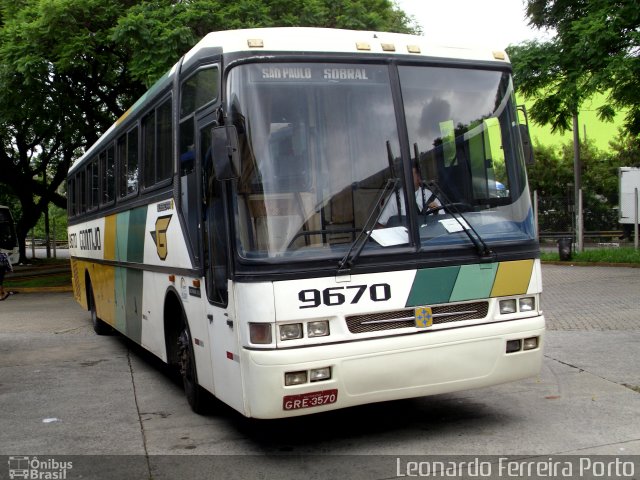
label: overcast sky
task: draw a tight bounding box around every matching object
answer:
[394,0,553,49]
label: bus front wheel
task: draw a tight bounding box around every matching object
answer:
[177,325,208,414]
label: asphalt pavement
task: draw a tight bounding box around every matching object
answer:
[0,264,639,479]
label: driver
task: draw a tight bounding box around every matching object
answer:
[377,164,443,227]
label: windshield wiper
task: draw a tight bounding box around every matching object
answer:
[425,180,495,260]
[337,177,400,273]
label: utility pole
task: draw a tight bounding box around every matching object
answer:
[573,113,583,252]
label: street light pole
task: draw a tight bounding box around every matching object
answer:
[573,113,583,252]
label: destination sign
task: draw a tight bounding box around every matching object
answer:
[252,64,387,84]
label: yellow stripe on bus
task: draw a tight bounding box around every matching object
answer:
[490,259,534,297]
[104,214,116,261]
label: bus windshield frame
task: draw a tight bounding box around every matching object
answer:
[224,59,535,267]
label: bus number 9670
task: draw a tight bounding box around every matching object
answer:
[298,283,391,309]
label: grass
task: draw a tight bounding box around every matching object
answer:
[6,272,71,289]
[541,247,640,264]
[5,257,72,289]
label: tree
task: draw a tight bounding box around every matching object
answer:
[529,138,628,232]
[0,0,418,262]
[508,0,640,135]
[113,0,418,87]
[0,0,144,262]
[609,128,640,169]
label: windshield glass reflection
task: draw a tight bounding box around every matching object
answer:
[398,66,535,249]
[226,62,535,261]
[228,63,404,259]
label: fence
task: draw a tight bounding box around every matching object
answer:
[533,190,639,248]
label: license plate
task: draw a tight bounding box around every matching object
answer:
[283,389,338,411]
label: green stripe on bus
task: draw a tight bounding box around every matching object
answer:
[449,263,498,302]
[124,269,143,344]
[406,261,534,307]
[114,266,144,343]
[406,265,460,306]
[115,211,130,262]
[113,207,147,343]
[127,206,147,263]
[115,266,127,332]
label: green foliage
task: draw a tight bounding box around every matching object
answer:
[30,205,67,241]
[541,248,640,264]
[6,271,71,289]
[609,128,640,169]
[508,40,580,133]
[113,0,419,87]
[527,141,573,197]
[529,137,631,231]
[509,0,640,136]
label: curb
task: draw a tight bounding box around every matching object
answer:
[541,261,640,268]
[8,286,74,294]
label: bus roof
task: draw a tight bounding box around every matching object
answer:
[70,27,509,174]
[187,27,509,64]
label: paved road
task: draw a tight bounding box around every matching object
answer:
[0,264,639,479]
[543,264,640,331]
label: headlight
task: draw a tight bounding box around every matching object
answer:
[499,299,517,314]
[308,320,330,337]
[280,323,303,341]
[519,297,535,312]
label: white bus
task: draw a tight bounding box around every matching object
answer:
[68,27,544,419]
[0,205,19,264]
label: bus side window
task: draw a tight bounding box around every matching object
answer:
[143,97,173,188]
[118,127,139,198]
[68,179,76,217]
[100,146,115,205]
[77,169,86,214]
[178,65,220,264]
[89,158,99,210]
[179,117,200,262]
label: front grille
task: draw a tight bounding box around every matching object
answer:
[345,301,489,334]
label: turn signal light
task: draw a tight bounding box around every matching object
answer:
[249,323,272,344]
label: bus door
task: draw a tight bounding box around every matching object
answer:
[199,117,243,412]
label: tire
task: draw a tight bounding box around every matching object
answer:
[177,324,208,414]
[89,282,112,335]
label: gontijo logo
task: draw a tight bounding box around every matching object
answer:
[150,214,172,260]
[8,456,73,479]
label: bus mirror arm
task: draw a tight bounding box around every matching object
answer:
[519,124,535,166]
[516,105,535,166]
[211,125,240,180]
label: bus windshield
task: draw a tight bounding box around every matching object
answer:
[227,62,535,261]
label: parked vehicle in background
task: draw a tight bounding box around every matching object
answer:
[619,167,640,241]
[0,205,19,264]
